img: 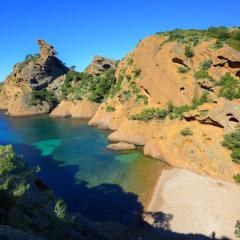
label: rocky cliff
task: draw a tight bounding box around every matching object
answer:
[0,39,68,116]
[88,28,240,182]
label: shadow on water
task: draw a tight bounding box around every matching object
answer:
[10,142,231,240]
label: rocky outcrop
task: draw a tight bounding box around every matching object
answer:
[107,142,136,150]
[85,55,117,76]
[50,100,99,118]
[183,98,240,132]
[0,39,68,116]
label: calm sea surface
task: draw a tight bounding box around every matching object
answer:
[0,112,167,225]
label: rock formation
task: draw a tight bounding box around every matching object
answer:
[0,39,68,116]
[107,142,136,150]
[85,55,117,76]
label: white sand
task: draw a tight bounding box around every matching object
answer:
[145,168,240,239]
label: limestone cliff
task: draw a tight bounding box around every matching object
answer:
[89,28,240,182]
[0,39,68,116]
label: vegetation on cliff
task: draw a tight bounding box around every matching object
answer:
[156,26,240,51]
[60,68,116,103]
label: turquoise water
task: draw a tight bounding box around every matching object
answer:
[0,112,166,225]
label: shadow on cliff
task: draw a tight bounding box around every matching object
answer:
[11,143,231,240]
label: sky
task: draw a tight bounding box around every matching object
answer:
[0,0,240,81]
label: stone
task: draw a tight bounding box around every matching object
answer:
[107,142,136,150]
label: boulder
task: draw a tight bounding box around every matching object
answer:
[107,142,136,150]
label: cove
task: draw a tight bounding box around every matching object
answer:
[0,111,167,225]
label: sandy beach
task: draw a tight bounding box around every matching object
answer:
[145,168,240,239]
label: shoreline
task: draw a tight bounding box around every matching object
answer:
[145,168,240,239]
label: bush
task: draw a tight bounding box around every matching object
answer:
[171,92,212,119]
[233,174,240,184]
[135,94,148,105]
[184,45,194,58]
[119,90,131,103]
[134,69,141,78]
[18,54,40,70]
[222,126,240,163]
[236,221,240,238]
[106,105,115,112]
[180,127,193,136]
[130,108,167,122]
[217,73,240,100]
[194,69,215,82]
[200,59,213,70]
[177,66,190,73]
[30,89,58,108]
[214,39,224,49]
[63,69,116,103]
[54,200,67,220]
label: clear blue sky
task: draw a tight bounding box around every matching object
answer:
[0,0,239,81]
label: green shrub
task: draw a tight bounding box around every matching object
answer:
[177,66,190,73]
[180,127,193,136]
[217,73,240,100]
[222,126,240,163]
[233,174,240,184]
[106,105,115,112]
[134,69,141,78]
[130,108,167,121]
[30,89,58,108]
[214,39,224,49]
[119,90,131,103]
[127,58,134,65]
[200,59,213,70]
[54,200,67,220]
[184,45,194,58]
[194,69,215,82]
[64,69,116,102]
[171,92,212,119]
[135,94,148,105]
[18,54,40,70]
[236,221,240,238]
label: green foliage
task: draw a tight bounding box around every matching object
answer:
[18,54,40,71]
[130,108,167,122]
[134,69,141,78]
[214,39,224,49]
[233,174,240,184]
[236,221,240,238]
[54,200,67,220]
[177,66,190,73]
[106,105,115,112]
[200,59,213,70]
[217,73,240,100]
[156,27,240,51]
[127,58,134,65]
[135,94,148,105]
[180,127,193,136]
[0,144,85,239]
[167,100,174,113]
[184,45,194,58]
[194,69,215,82]
[129,82,141,94]
[30,89,58,108]
[63,69,116,103]
[222,126,240,164]
[171,92,212,119]
[119,90,131,103]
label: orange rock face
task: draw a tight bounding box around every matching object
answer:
[89,32,240,182]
